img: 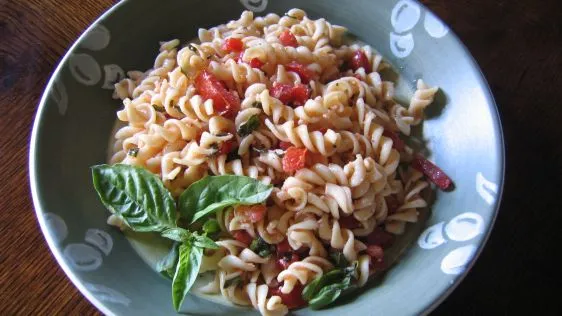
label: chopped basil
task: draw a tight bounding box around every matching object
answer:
[223,276,242,288]
[329,249,349,268]
[152,104,165,112]
[127,147,139,157]
[303,261,359,310]
[250,237,274,257]
[251,146,267,154]
[285,13,298,20]
[237,115,260,137]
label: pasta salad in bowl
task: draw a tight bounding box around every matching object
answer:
[30,1,503,316]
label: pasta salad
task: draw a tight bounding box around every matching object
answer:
[91,8,452,316]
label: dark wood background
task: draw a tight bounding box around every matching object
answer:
[1,0,560,314]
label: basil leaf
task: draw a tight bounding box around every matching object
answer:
[193,234,219,249]
[161,228,191,242]
[172,243,203,311]
[223,276,242,288]
[127,147,139,157]
[152,104,165,112]
[329,250,349,268]
[237,115,260,137]
[250,237,273,257]
[91,164,176,232]
[178,175,273,223]
[308,282,347,310]
[302,269,345,301]
[202,219,220,235]
[156,242,180,278]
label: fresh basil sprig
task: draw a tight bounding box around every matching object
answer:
[91,164,176,232]
[91,165,274,312]
[178,175,273,223]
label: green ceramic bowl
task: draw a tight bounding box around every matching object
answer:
[30,0,504,315]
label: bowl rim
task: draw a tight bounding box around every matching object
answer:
[28,1,505,315]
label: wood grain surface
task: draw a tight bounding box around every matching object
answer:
[0,0,560,315]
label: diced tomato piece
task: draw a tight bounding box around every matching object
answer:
[339,215,362,229]
[370,258,387,271]
[278,141,292,150]
[195,70,240,119]
[353,74,363,80]
[282,147,308,173]
[383,130,405,151]
[291,84,310,106]
[269,283,307,309]
[385,195,399,215]
[366,245,384,260]
[232,230,253,245]
[270,83,294,104]
[411,154,453,190]
[276,253,300,271]
[218,139,235,155]
[235,205,267,223]
[249,58,264,68]
[365,228,395,249]
[223,37,244,52]
[276,238,292,255]
[350,50,371,73]
[279,30,298,47]
[285,62,315,84]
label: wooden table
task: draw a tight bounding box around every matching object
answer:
[1,0,560,314]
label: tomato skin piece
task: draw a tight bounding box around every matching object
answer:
[382,130,405,151]
[223,37,244,52]
[235,205,266,223]
[276,238,292,255]
[270,83,294,104]
[291,84,310,106]
[366,245,384,260]
[279,30,298,47]
[218,139,235,155]
[282,147,308,172]
[249,58,264,68]
[285,62,315,84]
[194,70,240,119]
[232,230,253,245]
[339,215,362,229]
[269,283,307,309]
[365,228,395,249]
[278,141,292,150]
[411,154,453,190]
[350,50,371,72]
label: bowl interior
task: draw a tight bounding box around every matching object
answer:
[30,0,503,315]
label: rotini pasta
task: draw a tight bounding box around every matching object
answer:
[105,8,443,316]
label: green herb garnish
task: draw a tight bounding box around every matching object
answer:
[250,237,274,257]
[91,164,273,311]
[223,276,242,288]
[127,147,139,157]
[152,104,166,112]
[237,115,260,137]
